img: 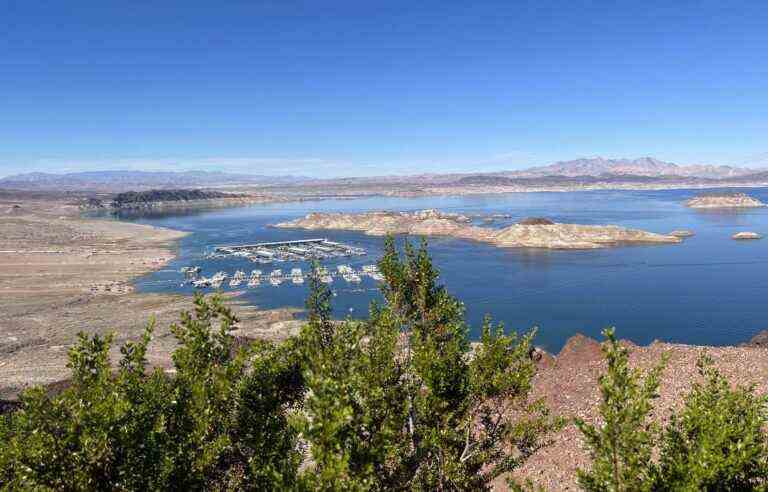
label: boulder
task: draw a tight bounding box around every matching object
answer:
[743,330,768,347]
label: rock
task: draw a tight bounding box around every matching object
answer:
[743,330,768,347]
[275,210,682,250]
[732,231,762,240]
[556,334,603,367]
[669,229,695,238]
[518,217,555,225]
[686,193,766,209]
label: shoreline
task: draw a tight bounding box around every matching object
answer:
[0,194,301,399]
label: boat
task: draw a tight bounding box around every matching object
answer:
[192,278,211,288]
[320,275,333,284]
[269,269,283,286]
[248,270,262,287]
[210,271,227,288]
[229,270,246,287]
[291,268,304,284]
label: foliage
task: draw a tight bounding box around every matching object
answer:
[296,237,560,490]
[0,293,303,490]
[655,355,768,490]
[576,328,665,492]
[578,331,768,491]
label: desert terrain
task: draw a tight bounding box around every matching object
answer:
[0,191,301,399]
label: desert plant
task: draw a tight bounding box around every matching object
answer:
[654,355,768,490]
[296,237,560,490]
[576,328,665,492]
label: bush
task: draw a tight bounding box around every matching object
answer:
[578,331,768,491]
[0,294,304,490]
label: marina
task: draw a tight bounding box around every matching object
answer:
[209,238,366,264]
[181,263,382,290]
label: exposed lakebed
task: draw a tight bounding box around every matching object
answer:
[121,188,768,353]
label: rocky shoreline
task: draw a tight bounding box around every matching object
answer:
[275,209,682,250]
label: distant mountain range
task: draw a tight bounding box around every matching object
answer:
[1,157,766,191]
[0,170,308,191]
[503,157,755,179]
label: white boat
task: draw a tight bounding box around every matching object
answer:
[320,275,333,284]
[210,272,227,288]
[192,278,211,288]
[348,273,361,283]
[248,270,262,287]
[229,270,245,287]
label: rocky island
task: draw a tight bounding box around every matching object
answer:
[685,193,766,209]
[732,231,763,240]
[275,209,682,250]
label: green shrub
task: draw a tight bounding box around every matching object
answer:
[655,356,768,490]
[578,331,768,491]
[576,328,665,492]
[296,237,561,490]
[0,294,303,490]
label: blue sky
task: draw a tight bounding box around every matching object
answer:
[1,0,767,178]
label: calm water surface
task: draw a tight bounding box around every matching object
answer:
[123,188,768,353]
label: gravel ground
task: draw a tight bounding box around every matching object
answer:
[501,334,768,490]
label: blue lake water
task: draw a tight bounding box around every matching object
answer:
[122,188,768,353]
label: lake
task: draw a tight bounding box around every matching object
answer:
[122,188,768,353]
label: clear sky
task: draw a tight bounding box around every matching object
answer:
[1,0,767,178]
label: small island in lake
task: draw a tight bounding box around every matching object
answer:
[732,231,763,240]
[685,193,766,209]
[275,209,682,250]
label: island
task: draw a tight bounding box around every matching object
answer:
[685,193,766,209]
[732,231,763,240]
[274,209,682,250]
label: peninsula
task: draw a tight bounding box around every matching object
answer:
[685,193,766,209]
[275,209,682,249]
